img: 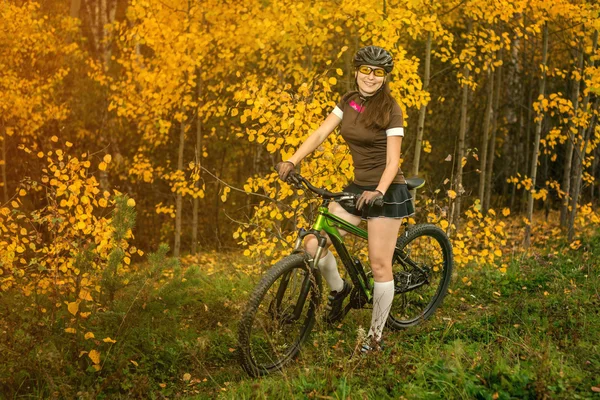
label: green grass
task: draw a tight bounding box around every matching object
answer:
[184,233,600,399]
[2,233,600,399]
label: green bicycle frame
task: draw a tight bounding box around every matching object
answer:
[295,204,374,303]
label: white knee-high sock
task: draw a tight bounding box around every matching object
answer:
[368,280,395,341]
[318,251,344,292]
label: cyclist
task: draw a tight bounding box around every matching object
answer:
[276,45,414,352]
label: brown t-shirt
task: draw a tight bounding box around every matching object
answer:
[332,93,405,186]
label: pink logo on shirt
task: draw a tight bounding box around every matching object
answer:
[349,100,364,113]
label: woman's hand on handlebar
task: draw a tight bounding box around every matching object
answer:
[356,190,384,210]
[275,161,295,181]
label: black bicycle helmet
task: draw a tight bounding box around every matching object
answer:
[353,45,394,73]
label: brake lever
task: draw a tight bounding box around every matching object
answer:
[286,172,303,189]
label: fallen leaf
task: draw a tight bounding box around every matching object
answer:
[88,349,100,364]
[67,301,79,316]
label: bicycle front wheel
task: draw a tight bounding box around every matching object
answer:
[238,253,322,377]
[387,224,453,330]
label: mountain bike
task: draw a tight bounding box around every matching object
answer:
[238,173,453,377]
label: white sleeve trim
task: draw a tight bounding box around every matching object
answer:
[332,106,343,119]
[386,127,404,137]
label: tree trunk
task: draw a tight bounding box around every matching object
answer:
[83,0,117,69]
[479,67,494,212]
[453,66,471,229]
[174,118,186,257]
[411,31,432,189]
[560,33,585,228]
[192,71,203,255]
[522,85,534,213]
[484,46,503,211]
[1,124,7,204]
[525,23,548,248]
[214,146,228,250]
[70,0,82,18]
[568,30,598,242]
[568,101,597,241]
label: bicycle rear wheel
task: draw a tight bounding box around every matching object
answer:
[238,253,322,377]
[387,224,453,329]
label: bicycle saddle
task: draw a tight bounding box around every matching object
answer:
[405,177,425,191]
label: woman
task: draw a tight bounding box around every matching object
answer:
[276,45,414,352]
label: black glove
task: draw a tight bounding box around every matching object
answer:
[275,161,295,182]
[356,190,384,210]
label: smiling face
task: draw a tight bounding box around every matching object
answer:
[355,65,386,97]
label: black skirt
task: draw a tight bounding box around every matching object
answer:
[339,182,415,219]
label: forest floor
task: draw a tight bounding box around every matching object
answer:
[3,230,600,399]
[174,232,600,399]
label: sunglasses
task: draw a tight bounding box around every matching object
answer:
[357,66,386,77]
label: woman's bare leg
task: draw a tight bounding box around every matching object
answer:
[366,217,403,341]
[304,202,361,291]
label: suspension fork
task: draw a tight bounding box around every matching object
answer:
[272,228,327,321]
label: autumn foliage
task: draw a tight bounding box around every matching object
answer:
[1,0,600,396]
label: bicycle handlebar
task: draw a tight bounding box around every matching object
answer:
[287,173,384,207]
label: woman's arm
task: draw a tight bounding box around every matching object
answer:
[287,112,342,166]
[375,136,402,195]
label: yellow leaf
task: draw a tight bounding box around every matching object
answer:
[51,136,58,142]
[159,383,166,388]
[103,337,117,343]
[328,77,337,85]
[65,328,77,334]
[66,141,73,147]
[79,289,93,301]
[127,198,136,207]
[67,301,79,316]
[79,351,88,357]
[336,68,343,76]
[183,373,191,381]
[494,249,502,257]
[37,152,44,158]
[85,332,95,340]
[77,221,86,230]
[98,162,107,171]
[231,108,239,116]
[447,190,457,199]
[440,220,449,229]
[19,189,27,196]
[130,360,139,367]
[88,349,100,364]
[103,154,112,163]
[502,208,510,216]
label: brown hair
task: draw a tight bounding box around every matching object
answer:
[342,80,398,130]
